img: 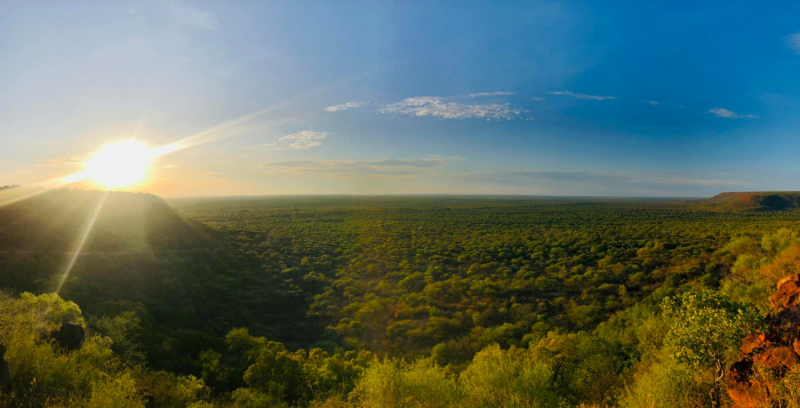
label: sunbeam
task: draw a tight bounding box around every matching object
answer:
[2,76,358,210]
[54,190,108,294]
[152,76,356,157]
[0,173,90,208]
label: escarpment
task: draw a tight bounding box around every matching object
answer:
[727,274,800,407]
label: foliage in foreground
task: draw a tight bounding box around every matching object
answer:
[0,292,215,408]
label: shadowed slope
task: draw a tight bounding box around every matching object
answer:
[0,188,213,252]
[0,189,315,374]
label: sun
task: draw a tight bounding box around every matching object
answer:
[83,140,155,190]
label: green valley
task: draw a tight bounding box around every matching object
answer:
[1,190,800,406]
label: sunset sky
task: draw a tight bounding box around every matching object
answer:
[2,1,800,197]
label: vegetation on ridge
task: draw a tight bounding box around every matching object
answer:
[689,191,800,212]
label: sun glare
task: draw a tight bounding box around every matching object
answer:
[83,140,155,190]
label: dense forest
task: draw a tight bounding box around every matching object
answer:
[2,190,800,407]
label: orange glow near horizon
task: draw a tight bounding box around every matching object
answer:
[2,81,347,201]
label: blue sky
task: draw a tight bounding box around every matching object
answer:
[2,1,800,197]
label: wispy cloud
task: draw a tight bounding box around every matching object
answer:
[325,101,369,112]
[549,91,617,100]
[169,1,218,31]
[708,108,759,119]
[279,131,328,149]
[455,170,748,188]
[532,97,546,101]
[456,171,620,184]
[644,100,659,105]
[468,91,517,98]
[164,164,180,169]
[657,178,745,186]
[381,96,527,120]
[260,156,450,176]
[785,32,800,55]
[36,156,85,168]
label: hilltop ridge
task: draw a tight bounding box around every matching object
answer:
[688,191,800,212]
[0,188,213,252]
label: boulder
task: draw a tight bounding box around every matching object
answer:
[727,274,800,406]
[770,274,800,311]
[752,346,799,371]
[740,334,769,356]
[50,322,85,351]
[726,359,770,408]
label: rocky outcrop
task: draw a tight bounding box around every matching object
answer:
[50,322,85,351]
[770,275,800,311]
[727,359,769,408]
[727,273,800,407]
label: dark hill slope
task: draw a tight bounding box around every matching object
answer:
[0,189,313,373]
[689,192,800,212]
[0,188,213,252]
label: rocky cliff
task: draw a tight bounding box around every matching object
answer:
[726,274,800,407]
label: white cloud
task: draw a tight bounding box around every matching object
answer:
[325,102,369,112]
[708,108,759,119]
[260,156,450,176]
[279,131,329,149]
[785,33,800,55]
[644,100,659,105]
[532,97,546,101]
[549,91,617,100]
[381,96,526,120]
[468,91,517,98]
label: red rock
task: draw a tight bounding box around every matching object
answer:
[770,274,800,310]
[727,274,800,406]
[752,346,800,371]
[740,334,767,355]
[776,274,800,289]
[726,359,771,408]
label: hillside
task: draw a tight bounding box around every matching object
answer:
[0,189,316,373]
[689,191,800,212]
[0,187,213,252]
